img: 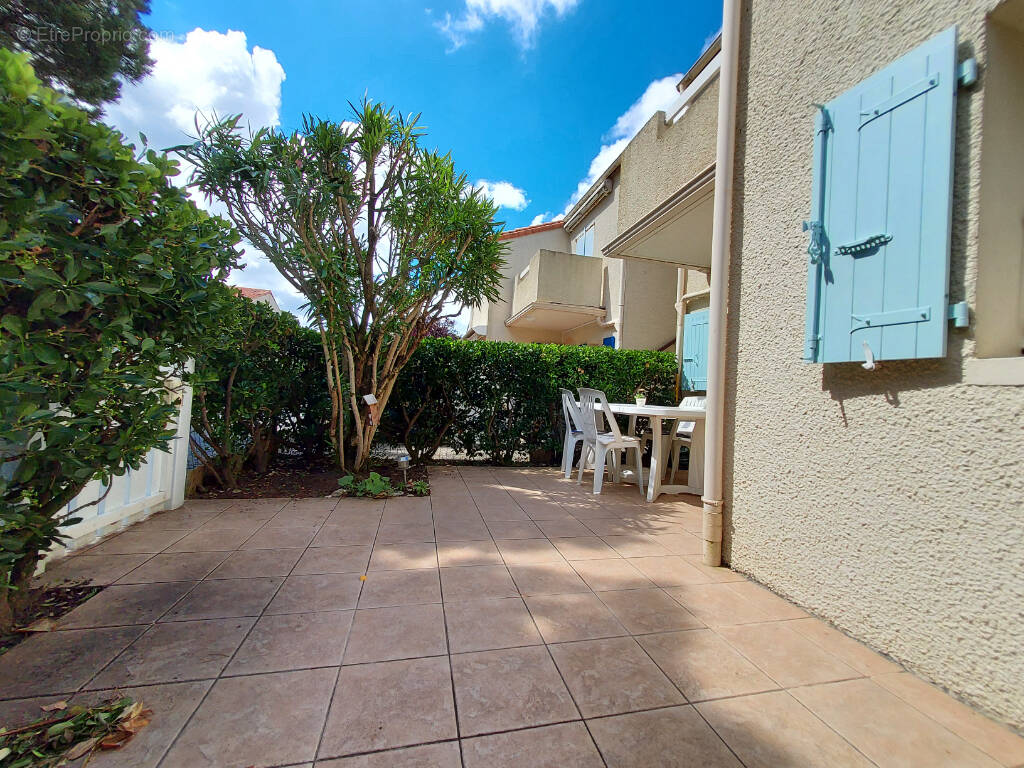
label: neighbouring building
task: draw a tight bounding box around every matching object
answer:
[636,0,1024,731]
[467,38,722,392]
[234,285,282,312]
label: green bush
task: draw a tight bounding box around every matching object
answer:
[191,294,332,489]
[381,338,677,464]
[0,50,239,628]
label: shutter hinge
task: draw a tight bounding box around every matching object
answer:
[802,220,826,264]
[958,58,978,88]
[947,301,969,328]
[804,335,820,361]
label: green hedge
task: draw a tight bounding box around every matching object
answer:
[381,338,677,464]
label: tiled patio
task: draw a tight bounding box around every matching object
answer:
[2,467,1022,767]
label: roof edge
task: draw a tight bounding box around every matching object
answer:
[498,220,565,241]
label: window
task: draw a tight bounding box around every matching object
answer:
[803,26,960,364]
[572,222,596,257]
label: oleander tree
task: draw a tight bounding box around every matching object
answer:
[0,50,239,630]
[179,101,505,472]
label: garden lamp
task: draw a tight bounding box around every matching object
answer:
[397,454,411,486]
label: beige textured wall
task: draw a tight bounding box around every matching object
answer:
[620,259,680,350]
[480,227,569,342]
[617,78,720,233]
[726,0,1024,728]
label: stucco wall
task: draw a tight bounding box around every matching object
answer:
[478,226,570,342]
[620,259,680,350]
[617,77,720,234]
[726,0,1024,728]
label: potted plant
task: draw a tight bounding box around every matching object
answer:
[634,386,647,406]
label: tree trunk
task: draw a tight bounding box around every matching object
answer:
[0,551,42,634]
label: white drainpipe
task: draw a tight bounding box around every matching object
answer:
[702,0,741,567]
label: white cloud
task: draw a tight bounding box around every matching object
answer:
[565,73,681,211]
[529,211,565,225]
[103,29,303,316]
[476,179,529,211]
[437,0,579,51]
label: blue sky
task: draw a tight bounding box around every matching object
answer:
[108,0,721,316]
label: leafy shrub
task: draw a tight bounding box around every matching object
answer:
[408,479,430,496]
[191,295,332,490]
[381,338,677,464]
[0,50,239,628]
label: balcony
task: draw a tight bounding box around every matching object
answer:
[506,249,605,331]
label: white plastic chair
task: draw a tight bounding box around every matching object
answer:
[576,388,644,496]
[559,388,584,479]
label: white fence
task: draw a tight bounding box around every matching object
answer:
[46,382,194,561]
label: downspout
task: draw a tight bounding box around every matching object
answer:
[702,0,741,567]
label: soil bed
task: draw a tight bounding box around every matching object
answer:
[189,457,429,499]
[1,584,103,655]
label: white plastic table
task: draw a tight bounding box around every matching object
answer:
[606,402,706,502]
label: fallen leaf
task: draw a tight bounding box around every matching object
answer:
[40,700,67,712]
[17,617,57,633]
[65,736,99,760]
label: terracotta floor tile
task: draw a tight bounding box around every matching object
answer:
[787,617,902,676]
[38,553,152,586]
[487,520,544,539]
[375,522,436,544]
[649,532,702,555]
[317,742,462,767]
[313,522,379,547]
[113,551,227,584]
[265,573,361,614]
[550,537,620,561]
[85,529,190,556]
[165,527,251,552]
[587,705,742,768]
[550,636,684,717]
[872,672,1024,766]
[358,568,441,608]
[0,626,145,698]
[679,555,746,583]
[368,542,438,571]
[535,519,592,537]
[88,617,253,688]
[225,610,353,675]
[196,515,267,534]
[319,656,457,757]
[724,581,809,620]
[444,597,542,653]
[718,622,861,687]
[626,555,710,587]
[664,582,776,626]
[479,505,531,523]
[637,629,777,701]
[571,558,655,591]
[343,603,447,663]
[436,540,503,567]
[462,721,604,768]
[58,581,195,628]
[496,538,565,565]
[328,498,386,524]
[698,690,873,768]
[580,518,637,536]
[525,593,627,643]
[162,577,281,621]
[292,545,371,575]
[69,680,213,768]
[601,534,673,558]
[508,562,590,595]
[161,668,335,768]
[433,520,493,541]
[242,524,319,550]
[597,588,703,634]
[440,564,518,601]
[207,548,302,579]
[451,645,578,736]
[792,678,1002,768]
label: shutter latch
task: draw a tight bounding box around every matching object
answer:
[802,220,826,264]
[836,233,892,256]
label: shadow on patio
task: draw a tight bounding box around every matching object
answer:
[0,467,1020,767]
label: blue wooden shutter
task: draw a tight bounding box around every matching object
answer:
[682,309,710,390]
[804,26,959,363]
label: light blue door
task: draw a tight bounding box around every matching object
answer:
[682,309,709,391]
[804,26,960,363]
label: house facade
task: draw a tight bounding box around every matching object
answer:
[696,0,1023,730]
[467,40,722,392]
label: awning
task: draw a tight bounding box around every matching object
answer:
[603,163,715,268]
